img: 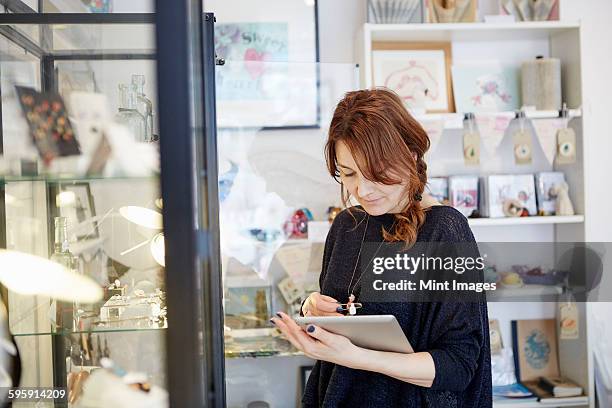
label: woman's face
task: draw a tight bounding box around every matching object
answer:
[336,141,408,216]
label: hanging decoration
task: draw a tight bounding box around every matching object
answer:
[421,118,444,158]
[512,111,532,165]
[475,114,512,155]
[531,118,564,165]
[556,106,577,165]
[462,112,480,165]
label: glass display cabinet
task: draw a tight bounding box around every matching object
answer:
[0,1,223,407]
[1,1,361,407]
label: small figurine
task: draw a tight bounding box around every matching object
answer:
[502,199,525,217]
[553,181,575,216]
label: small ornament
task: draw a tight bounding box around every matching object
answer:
[559,293,579,340]
[553,181,575,216]
[513,111,533,165]
[327,206,342,223]
[502,199,525,217]
[463,113,480,165]
[556,128,576,164]
[285,209,310,238]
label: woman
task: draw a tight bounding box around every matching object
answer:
[271,88,492,407]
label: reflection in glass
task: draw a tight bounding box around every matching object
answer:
[217,62,359,406]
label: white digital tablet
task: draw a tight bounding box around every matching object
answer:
[294,315,413,354]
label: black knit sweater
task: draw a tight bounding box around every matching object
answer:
[302,205,492,408]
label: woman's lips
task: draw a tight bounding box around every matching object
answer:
[361,197,383,204]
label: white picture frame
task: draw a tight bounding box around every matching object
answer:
[206,0,319,129]
[372,42,454,113]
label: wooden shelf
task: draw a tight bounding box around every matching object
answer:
[366,21,580,42]
[469,215,584,227]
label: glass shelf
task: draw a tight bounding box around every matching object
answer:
[0,14,155,55]
[9,294,167,337]
[224,336,302,359]
[0,173,158,183]
[12,324,167,337]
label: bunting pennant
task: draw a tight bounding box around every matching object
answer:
[531,118,566,165]
[421,118,444,158]
[475,114,512,155]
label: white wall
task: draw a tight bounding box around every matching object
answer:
[560,0,612,401]
[226,1,612,406]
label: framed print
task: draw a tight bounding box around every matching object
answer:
[511,319,560,382]
[452,62,520,113]
[57,182,99,240]
[300,365,314,394]
[372,42,454,113]
[207,0,319,129]
[224,285,272,329]
[484,174,537,218]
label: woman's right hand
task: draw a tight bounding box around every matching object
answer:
[302,292,343,316]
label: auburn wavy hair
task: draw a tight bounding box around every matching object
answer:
[325,88,431,246]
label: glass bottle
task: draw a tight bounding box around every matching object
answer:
[50,217,78,331]
[50,217,76,270]
[116,83,146,142]
[131,74,155,142]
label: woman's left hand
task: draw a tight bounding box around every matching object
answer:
[271,312,364,368]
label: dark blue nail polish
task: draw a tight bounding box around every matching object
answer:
[276,312,282,318]
[307,325,315,333]
[269,318,276,324]
[336,306,343,312]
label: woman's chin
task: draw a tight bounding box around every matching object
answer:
[360,201,388,216]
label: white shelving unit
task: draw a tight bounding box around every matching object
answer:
[494,399,588,408]
[357,19,592,407]
[468,215,584,227]
[414,109,582,130]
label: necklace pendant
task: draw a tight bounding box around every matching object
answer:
[348,294,355,303]
[348,303,357,315]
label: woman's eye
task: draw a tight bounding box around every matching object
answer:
[342,172,355,177]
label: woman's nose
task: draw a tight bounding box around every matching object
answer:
[356,176,374,197]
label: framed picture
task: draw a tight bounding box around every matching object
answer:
[452,62,520,113]
[448,175,478,217]
[427,0,477,23]
[535,172,566,216]
[426,177,449,205]
[484,174,537,218]
[206,0,320,129]
[300,365,314,394]
[511,319,560,382]
[224,285,272,329]
[372,42,454,113]
[57,182,99,240]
